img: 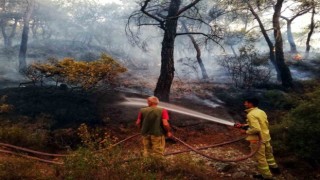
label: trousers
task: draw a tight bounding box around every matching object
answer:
[250,141,278,178]
[142,135,165,157]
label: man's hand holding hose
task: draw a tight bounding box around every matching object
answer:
[163,119,173,138]
[234,123,249,134]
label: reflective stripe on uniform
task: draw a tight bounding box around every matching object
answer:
[267,158,275,162]
[267,158,277,166]
[258,165,270,170]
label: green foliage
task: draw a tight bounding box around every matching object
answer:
[62,148,109,180]
[0,122,49,149]
[26,53,127,90]
[263,90,297,110]
[0,95,14,113]
[271,86,320,165]
[77,123,118,150]
[285,89,320,164]
[58,124,212,179]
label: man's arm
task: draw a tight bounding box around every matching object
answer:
[246,114,261,135]
[136,112,142,129]
[162,119,172,137]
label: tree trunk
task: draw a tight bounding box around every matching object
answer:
[3,36,12,48]
[19,0,35,72]
[286,20,297,53]
[306,3,315,55]
[247,2,281,81]
[281,8,311,54]
[273,0,293,88]
[154,0,181,102]
[1,19,18,48]
[181,21,209,80]
[230,45,238,57]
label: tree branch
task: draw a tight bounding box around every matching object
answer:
[140,0,163,23]
[281,7,311,22]
[176,0,201,16]
[138,23,161,26]
[176,32,222,40]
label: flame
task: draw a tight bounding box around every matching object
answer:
[293,54,302,61]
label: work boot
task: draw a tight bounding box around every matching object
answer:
[270,167,281,175]
[253,174,274,180]
[253,174,264,179]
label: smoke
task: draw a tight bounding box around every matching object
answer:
[0,0,319,89]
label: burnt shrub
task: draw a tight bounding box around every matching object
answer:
[218,45,271,89]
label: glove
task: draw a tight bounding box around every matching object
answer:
[234,123,243,128]
[234,123,249,130]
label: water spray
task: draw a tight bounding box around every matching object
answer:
[121,97,235,126]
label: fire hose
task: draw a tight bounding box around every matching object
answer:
[169,135,261,162]
[0,148,63,165]
[0,131,261,164]
[0,142,66,165]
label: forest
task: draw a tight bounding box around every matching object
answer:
[0,0,319,179]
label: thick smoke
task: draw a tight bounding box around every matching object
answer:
[0,0,319,89]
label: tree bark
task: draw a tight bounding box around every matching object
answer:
[306,2,315,54]
[1,18,18,48]
[281,8,310,53]
[230,45,238,57]
[154,0,181,102]
[286,20,297,53]
[19,0,35,72]
[273,0,293,88]
[247,2,281,81]
[181,21,209,80]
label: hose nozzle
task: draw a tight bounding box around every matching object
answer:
[234,123,249,130]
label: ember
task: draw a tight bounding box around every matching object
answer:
[293,54,302,61]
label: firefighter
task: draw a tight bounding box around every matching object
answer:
[235,97,281,179]
[136,96,172,157]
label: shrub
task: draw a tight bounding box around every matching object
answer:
[263,90,297,110]
[0,159,40,179]
[284,89,320,165]
[0,95,14,113]
[0,123,49,149]
[218,45,271,89]
[26,53,127,90]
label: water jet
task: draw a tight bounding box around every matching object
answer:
[121,97,234,126]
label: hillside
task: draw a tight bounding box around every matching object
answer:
[0,84,319,179]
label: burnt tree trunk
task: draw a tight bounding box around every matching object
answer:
[181,21,209,80]
[247,2,281,81]
[154,0,181,102]
[273,0,293,88]
[19,0,34,72]
[306,3,315,54]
